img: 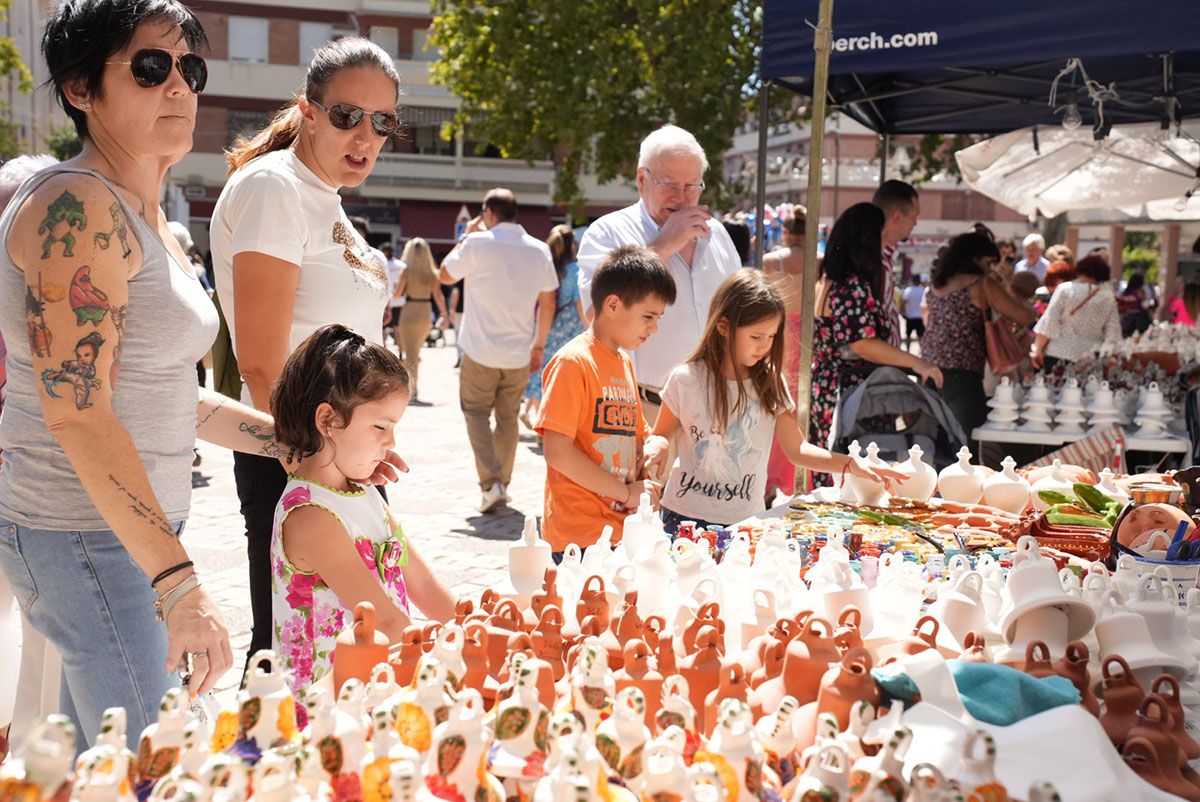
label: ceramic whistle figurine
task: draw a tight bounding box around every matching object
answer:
[489,653,552,787]
[595,687,650,791]
[134,689,191,798]
[428,626,468,691]
[362,702,421,802]
[954,731,1008,802]
[73,709,136,802]
[196,756,249,802]
[393,656,456,758]
[755,696,802,788]
[641,727,690,802]
[848,726,910,801]
[789,742,851,802]
[569,637,615,734]
[697,698,768,802]
[421,690,504,802]
[0,715,77,802]
[231,650,301,761]
[306,679,371,802]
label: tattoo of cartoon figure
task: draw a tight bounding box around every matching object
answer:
[93,203,133,259]
[110,304,128,388]
[25,273,65,357]
[41,331,104,409]
[69,265,110,326]
[38,191,87,259]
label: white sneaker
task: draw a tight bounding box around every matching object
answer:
[480,483,506,514]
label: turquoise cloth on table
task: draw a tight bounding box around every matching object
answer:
[871,659,1082,726]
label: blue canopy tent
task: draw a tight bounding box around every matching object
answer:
[756,0,1200,470]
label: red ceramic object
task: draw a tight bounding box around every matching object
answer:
[576,575,610,632]
[388,625,424,687]
[1053,641,1099,717]
[816,647,881,732]
[900,616,940,656]
[751,639,786,690]
[834,607,865,655]
[1126,696,1200,802]
[614,639,664,727]
[679,625,723,734]
[959,631,989,663]
[1100,655,1145,748]
[682,602,726,655]
[530,567,563,621]
[1150,674,1200,761]
[703,661,749,737]
[420,622,441,653]
[479,589,500,615]
[531,604,566,681]
[333,602,390,695]
[1023,641,1057,679]
[461,622,492,704]
[773,616,837,706]
[486,600,526,679]
[454,597,475,627]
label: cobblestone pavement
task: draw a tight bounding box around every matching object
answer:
[189,337,540,704]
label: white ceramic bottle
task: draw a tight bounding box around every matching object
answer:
[1030,459,1075,511]
[510,515,553,596]
[982,456,1032,514]
[892,444,938,502]
[937,447,983,504]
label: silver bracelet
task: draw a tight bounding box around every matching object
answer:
[155,573,200,623]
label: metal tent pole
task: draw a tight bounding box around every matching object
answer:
[880,132,890,184]
[795,0,835,490]
[755,82,771,269]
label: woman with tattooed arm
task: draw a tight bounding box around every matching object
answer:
[0,0,325,753]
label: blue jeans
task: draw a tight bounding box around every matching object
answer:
[0,518,181,753]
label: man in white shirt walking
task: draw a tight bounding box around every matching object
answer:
[381,241,406,348]
[577,125,739,430]
[441,189,558,513]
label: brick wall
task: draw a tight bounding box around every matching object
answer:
[194,104,229,154]
[195,11,228,60]
[269,19,299,65]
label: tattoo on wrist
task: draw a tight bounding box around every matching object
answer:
[239,422,285,458]
[106,473,177,538]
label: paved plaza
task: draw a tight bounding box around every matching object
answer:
[189,338,535,703]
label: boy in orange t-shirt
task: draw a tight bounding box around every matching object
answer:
[535,246,677,556]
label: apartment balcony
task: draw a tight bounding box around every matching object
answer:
[204,58,453,103]
[362,152,556,203]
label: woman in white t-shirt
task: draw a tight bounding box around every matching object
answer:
[210,37,405,661]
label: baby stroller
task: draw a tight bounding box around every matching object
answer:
[829,367,968,471]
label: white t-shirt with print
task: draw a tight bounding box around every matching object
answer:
[660,362,793,526]
[386,257,406,309]
[210,148,391,406]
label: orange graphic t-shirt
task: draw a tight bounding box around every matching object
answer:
[535,332,649,551]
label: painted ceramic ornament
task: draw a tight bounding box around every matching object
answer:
[361,702,421,802]
[196,756,249,802]
[144,777,204,802]
[421,690,503,802]
[641,727,690,802]
[393,656,456,758]
[134,689,190,799]
[234,650,300,758]
[73,709,136,802]
[251,753,301,802]
[954,731,1008,802]
[428,626,468,691]
[595,687,650,793]
[569,637,615,734]
[488,653,551,785]
[789,742,851,802]
[306,679,371,802]
[755,696,802,788]
[702,698,769,802]
[848,726,910,801]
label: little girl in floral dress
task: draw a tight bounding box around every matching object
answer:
[268,324,454,701]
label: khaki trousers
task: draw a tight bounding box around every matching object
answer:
[398,303,433,395]
[459,354,530,490]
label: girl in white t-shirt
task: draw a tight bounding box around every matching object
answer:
[210,37,407,661]
[645,269,901,532]
[269,324,453,700]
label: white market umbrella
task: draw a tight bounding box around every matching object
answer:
[955,122,1200,218]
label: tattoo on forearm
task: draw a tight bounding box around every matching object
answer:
[197,397,227,429]
[39,191,87,259]
[239,422,285,458]
[106,473,176,539]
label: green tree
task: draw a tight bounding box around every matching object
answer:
[45,124,82,161]
[429,0,764,215]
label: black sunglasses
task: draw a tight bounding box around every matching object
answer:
[310,99,401,137]
[106,49,208,93]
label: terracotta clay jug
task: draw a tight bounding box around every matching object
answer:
[530,567,563,623]
[703,662,749,737]
[419,622,441,653]
[751,639,786,690]
[681,602,726,656]
[1023,641,1057,679]
[816,648,881,731]
[388,626,424,687]
[678,625,723,735]
[1099,655,1145,747]
[461,622,492,703]
[960,631,989,663]
[454,597,475,627]
[783,616,839,701]
[1126,697,1200,802]
[1150,674,1200,761]
[614,639,664,727]
[479,588,499,615]
[485,600,526,679]
[834,607,865,655]
[334,602,390,694]
[498,633,556,711]
[900,616,940,657]
[1123,737,1180,800]
[1053,641,1099,717]
[531,604,566,681]
[576,575,610,632]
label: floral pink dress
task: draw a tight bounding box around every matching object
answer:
[270,477,410,699]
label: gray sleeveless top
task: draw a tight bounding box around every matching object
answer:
[0,167,218,530]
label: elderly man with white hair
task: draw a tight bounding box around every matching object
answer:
[1015,233,1050,282]
[577,125,739,435]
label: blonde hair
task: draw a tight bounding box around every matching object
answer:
[400,237,437,296]
[225,37,400,175]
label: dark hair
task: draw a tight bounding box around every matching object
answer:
[226,37,400,175]
[483,188,518,223]
[971,222,996,242]
[932,232,999,290]
[590,246,676,311]
[1075,254,1111,283]
[689,269,789,431]
[271,324,410,460]
[546,224,576,281]
[871,180,919,216]
[721,220,751,266]
[349,216,370,238]
[43,0,208,139]
[819,202,885,299]
[1124,272,1146,293]
[783,209,807,238]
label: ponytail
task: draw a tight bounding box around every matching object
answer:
[225,103,304,176]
